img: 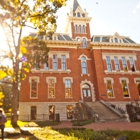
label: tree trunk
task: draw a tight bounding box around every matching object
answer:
[11,82,19,126]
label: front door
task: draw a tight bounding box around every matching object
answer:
[82,84,92,101]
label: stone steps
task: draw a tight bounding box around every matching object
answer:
[86,101,123,122]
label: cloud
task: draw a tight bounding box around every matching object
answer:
[132,10,136,14]
[136,1,140,8]
[132,1,140,14]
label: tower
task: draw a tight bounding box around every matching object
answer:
[65,0,92,44]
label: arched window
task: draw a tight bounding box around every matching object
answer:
[77,12,80,17]
[83,38,87,48]
[79,25,82,33]
[81,56,87,74]
[75,25,78,33]
[77,38,80,41]
[82,25,86,33]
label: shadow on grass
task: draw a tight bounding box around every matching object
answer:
[4,129,40,140]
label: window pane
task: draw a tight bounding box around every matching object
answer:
[114,38,118,43]
[44,63,49,70]
[77,12,80,17]
[122,57,127,71]
[136,80,140,96]
[82,62,87,74]
[83,39,87,48]
[106,80,114,97]
[81,56,86,61]
[114,57,120,71]
[66,105,73,119]
[31,79,37,97]
[87,90,91,97]
[83,90,86,97]
[106,56,112,71]
[75,25,78,33]
[61,55,66,71]
[129,57,135,71]
[79,25,82,33]
[48,79,55,98]
[65,80,72,97]
[53,55,57,70]
[121,80,129,97]
[83,25,86,33]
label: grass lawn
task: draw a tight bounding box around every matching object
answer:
[23,127,140,140]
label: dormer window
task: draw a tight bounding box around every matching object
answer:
[77,12,80,17]
[114,38,118,43]
[54,36,57,40]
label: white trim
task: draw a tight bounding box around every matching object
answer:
[134,78,140,83]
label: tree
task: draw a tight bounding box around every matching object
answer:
[0,0,67,126]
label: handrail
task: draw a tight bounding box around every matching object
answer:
[100,97,127,117]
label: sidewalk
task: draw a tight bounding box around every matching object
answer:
[52,121,140,131]
[4,121,140,139]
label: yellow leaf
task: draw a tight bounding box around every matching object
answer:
[0,70,7,80]
[20,46,27,54]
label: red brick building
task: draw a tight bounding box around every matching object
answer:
[19,0,140,121]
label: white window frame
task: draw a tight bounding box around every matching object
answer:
[46,77,56,98]
[61,55,66,71]
[81,56,87,74]
[129,57,135,72]
[63,77,73,98]
[53,54,58,70]
[119,78,130,98]
[106,56,112,71]
[29,76,40,99]
[104,78,115,98]
[114,56,120,71]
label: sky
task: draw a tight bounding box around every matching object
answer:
[55,0,140,43]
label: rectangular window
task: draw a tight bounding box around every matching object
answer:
[66,105,73,119]
[44,63,49,70]
[48,79,55,98]
[122,57,127,71]
[121,80,129,97]
[106,80,114,97]
[114,57,120,71]
[31,79,38,98]
[65,79,72,97]
[129,57,135,71]
[61,55,66,71]
[136,80,140,96]
[106,56,112,71]
[35,62,40,70]
[53,55,57,70]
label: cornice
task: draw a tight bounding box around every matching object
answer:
[68,16,92,23]
[90,42,140,50]
[45,40,80,48]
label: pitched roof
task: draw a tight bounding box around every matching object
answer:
[73,0,80,12]
[91,35,136,44]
